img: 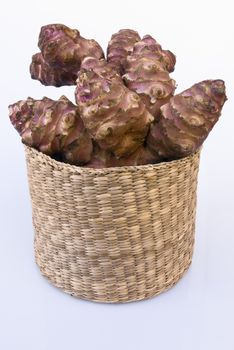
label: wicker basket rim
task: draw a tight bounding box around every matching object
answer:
[24,144,201,176]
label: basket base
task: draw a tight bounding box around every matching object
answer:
[35,254,192,303]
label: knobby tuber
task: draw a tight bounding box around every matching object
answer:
[9,96,93,165]
[30,24,104,86]
[75,57,153,158]
[123,35,176,119]
[30,53,77,87]
[147,79,227,160]
[107,29,141,74]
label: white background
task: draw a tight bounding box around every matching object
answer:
[1,0,234,349]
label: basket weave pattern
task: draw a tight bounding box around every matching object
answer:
[25,146,200,303]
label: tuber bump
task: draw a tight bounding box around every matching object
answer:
[9,96,93,165]
[147,79,227,160]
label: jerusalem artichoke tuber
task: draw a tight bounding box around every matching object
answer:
[123,35,176,119]
[30,53,77,86]
[75,57,154,158]
[39,24,104,69]
[9,96,93,165]
[147,79,227,160]
[107,29,141,74]
[30,24,104,86]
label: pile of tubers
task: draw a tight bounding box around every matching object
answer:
[9,24,227,168]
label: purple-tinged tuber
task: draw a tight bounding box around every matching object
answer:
[123,35,176,119]
[75,57,154,158]
[30,24,104,86]
[38,24,104,69]
[107,29,141,74]
[147,79,227,160]
[30,53,77,87]
[9,96,93,165]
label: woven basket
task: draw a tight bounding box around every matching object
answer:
[25,145,200,303]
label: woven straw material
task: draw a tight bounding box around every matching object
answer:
[25,145,200,303]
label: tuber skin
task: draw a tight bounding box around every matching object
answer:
[80,56,121,80]
[123,35,176,119]
[147,79,227,161]
[30,24,104,86]
[9,96,93,165]
[30,53,77,87]
[107,29,141,74]
[75,57,154,158]
[84,143,158,168]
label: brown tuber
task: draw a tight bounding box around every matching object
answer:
[30,24,104,86]
[30,53,77,87]
[123,35,176,119]
[76,57,154,158]
[9,96,93,165]
[147,79,227,160]
[107,29,141,74]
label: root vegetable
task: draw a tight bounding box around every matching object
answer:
[147,79,227,160]
[123,35,176,119]
[76,57,153,158]
[107,29,141,74]
[30,53,77,87]
[30,24,104,86]
[9,95,93,165]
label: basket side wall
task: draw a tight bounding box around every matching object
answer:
[25,146,200,303]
